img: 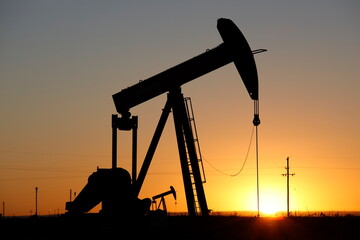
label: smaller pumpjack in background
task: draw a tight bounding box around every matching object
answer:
[151,186,177,215]
[65,18,263,217]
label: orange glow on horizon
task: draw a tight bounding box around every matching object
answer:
[260,189,285,216]
[1,1,360,217]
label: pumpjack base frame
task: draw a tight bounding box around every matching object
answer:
[115,88,209,216]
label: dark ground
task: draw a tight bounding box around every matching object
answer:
[1,214,360,240]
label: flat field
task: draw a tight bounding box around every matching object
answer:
[1,215,359,240]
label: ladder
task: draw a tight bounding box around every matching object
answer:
[184,97,207,214]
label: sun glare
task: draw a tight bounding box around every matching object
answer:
[261,191,284,216]
[261,202,280,215]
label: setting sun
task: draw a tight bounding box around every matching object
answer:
[260,190,284,216]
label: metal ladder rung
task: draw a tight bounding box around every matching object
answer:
[184,97,206,184]
[184,96,207,215]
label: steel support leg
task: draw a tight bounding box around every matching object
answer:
[170,88,209,216]
[134,100,172,196]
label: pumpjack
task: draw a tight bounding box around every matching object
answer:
[66,18,263,217]
[151,186,177,213]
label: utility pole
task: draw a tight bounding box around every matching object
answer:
[35,187,38,216]
[282,157,295,217]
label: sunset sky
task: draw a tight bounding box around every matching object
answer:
[1,1,359,216]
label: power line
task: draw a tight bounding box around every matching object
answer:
[293,166,360,170]
[0,167,89,173]
[202,126,254,177]
[290,179,310,214]
[0,150,110,158]
[0,175,88,181]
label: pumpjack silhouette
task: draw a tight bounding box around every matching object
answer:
[66,18,263,217]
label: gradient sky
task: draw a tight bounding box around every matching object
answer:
[1,0,359,216]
